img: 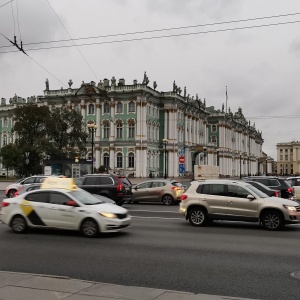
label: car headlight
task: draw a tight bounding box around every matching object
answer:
[99,212,117,218]
[283,205,297,212]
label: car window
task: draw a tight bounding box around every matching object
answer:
[268,179,280,187]
[253,178,269,186]
[35,177,46,183]
[197,184,226,196]
[227,185,250,198]
[98,177,114,185]
[25,191,49,203]
[26,185,41,192]
[137,182,152,189]
[119,177,132,186]
[296,179,300,186]
[152,181,165,188]
[49,192,72,205]
[246,184,268,198]
[23,177,36,184]
[70,189,102,205]
[84,177,97,185]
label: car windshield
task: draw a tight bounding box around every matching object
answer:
[15,178,27,184]
[70,189,105,205]
[245,184,269,198]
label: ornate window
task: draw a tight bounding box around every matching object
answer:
[117,153,123,168]
[128,123,135,138]
[128,152,135,168]
[116,123,123,138]
[211,135,217,143]
[88,104,95,115]
[3,118,7,127]
[103,102,110,114]
[128,101,135,113]
[212,125,217,132]
[103,124,110,138]
[2,134,7,146]
[103,152,109,167]
[116,102,123,113]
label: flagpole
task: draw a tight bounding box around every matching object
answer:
[225,86,228,113]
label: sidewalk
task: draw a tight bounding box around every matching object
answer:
[0,271,257,300]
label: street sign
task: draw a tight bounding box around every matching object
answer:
[179,155,185,164]
[180,148,185,155]
[179,164,185,174]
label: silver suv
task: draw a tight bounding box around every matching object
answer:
[179,179,300,231]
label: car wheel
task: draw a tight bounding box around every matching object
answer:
[162,195,174,205]
[80,219,99,238]
[11,215,27,234]
[189,208,207,226]
[261,210,284,231]
[8,189,16,198]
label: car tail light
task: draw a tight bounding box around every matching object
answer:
[116,177,123,192]
[171,186,181,191]
[180,195,188,200]
[287,187,294,194]
[1,202,10,207]
[274,191,279,197]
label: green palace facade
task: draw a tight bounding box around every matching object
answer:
[0,74,264,178]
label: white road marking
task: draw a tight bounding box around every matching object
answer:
[128,210,179,213]
[131,216,183,220]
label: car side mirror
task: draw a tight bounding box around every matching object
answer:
[247,195,255,201]
[134,186,138,190]
[66,200,78,207]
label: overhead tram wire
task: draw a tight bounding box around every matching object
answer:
[1,11,300,49]
[0,0,13,9]
[46,0,98,81]
[0,32,66,87]
[1,19,300,55]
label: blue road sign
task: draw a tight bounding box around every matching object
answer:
[179,163,185,174]
[180,148,185,155]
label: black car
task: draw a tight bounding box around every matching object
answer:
[117,176,133,203]
[76,174,125,205]
[243,176,294,200]
[244,180,280,197]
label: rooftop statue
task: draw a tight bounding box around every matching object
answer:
[111,76,116,86]
[45,78,49,90]
[153,81,157,90]
[142,71,149,85]
[68,79,73,88]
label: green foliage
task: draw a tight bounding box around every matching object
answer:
[11,104,88,173]
[0,144,22,171]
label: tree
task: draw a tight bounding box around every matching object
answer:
[0,144,22,176]
[45,107,88,159]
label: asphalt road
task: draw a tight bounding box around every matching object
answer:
[0,192,300,300]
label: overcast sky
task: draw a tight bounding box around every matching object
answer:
[1,0,300,159]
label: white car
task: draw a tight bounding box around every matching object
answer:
[5,175,49,198]
[286,177,300,201]
[0,178,131,237]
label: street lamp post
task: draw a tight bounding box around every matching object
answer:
[203,146,207,165]
[240,154,242,179]
[162,138,168,179]
[87,123,98,174]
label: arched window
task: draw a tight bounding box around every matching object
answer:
[128,123,135,138]
[117,153,123,168]
[103,102,110,114]
[3,118,7,127]
[212,125,217,132]
[116,123,123,138]
[2,134,7,146]
[103,152,109,167]
[128,152,135,168]
[103,124,110,138]
[128,101,135,113]
[211,135,217,143]
[116,102,123,113]
[88,104,95,115]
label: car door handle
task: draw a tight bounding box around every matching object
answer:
[228,201,233,204]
